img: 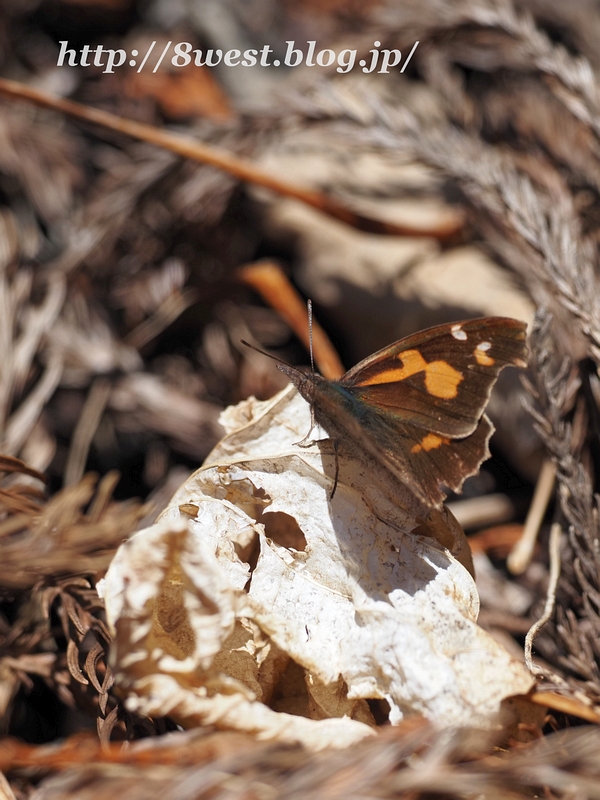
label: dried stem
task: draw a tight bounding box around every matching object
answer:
[524,522,562,675]
[237,260,345,379]
[0,78,463,241]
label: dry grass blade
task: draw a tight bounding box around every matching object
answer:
[123,287,199,350]
[63,379,112,488]
[0,468,147,591]
[0,455,46,483]
[0,267,66,465]
[5,723,600,799]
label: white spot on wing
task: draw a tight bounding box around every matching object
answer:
[451,325,467,341]
[477,341,492,351]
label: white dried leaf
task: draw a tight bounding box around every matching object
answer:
[103,385,534,748]
[102,515,372,749]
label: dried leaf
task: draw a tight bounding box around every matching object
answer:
[102,386,533,746]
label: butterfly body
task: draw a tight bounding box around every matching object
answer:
[277,317,528,508]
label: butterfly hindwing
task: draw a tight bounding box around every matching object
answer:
[357,405,495,506]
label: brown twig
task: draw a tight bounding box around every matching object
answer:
[0,455,47,484]
[467,525,524,558]
[238,260,345,379]
[0,78,463,241]
[529,689,600,724]
[0,730,255,771]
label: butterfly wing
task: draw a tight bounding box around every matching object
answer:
[335,317,527,506]
[340,317,527,438]
[348,404,495,507]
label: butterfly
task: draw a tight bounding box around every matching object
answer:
[262,316,528,508]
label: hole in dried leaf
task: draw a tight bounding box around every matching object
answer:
[269,659,310,717]
[236,532,260,575]
[260,511,307,551]
[367,697,391,725]
[153,567,196,659]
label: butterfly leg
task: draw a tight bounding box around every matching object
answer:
[295,402,319,447]
[330,439,339,500]
[294,427,340,498]
[296,435,340,498]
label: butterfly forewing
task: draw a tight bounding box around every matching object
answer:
[339,317,527,438]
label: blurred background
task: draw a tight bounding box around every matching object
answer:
[2,0,600,788]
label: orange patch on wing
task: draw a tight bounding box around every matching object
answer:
[474,342,495,367]
[411,433,451,454]
[357,350,463,399]
[424,360,463,399]
[357,349,427,386]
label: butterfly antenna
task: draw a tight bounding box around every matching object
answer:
[306,299,318,432]
[308,299,315,375]
[240,339,287,365]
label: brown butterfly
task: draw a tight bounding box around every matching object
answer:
[250,316,528,508]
